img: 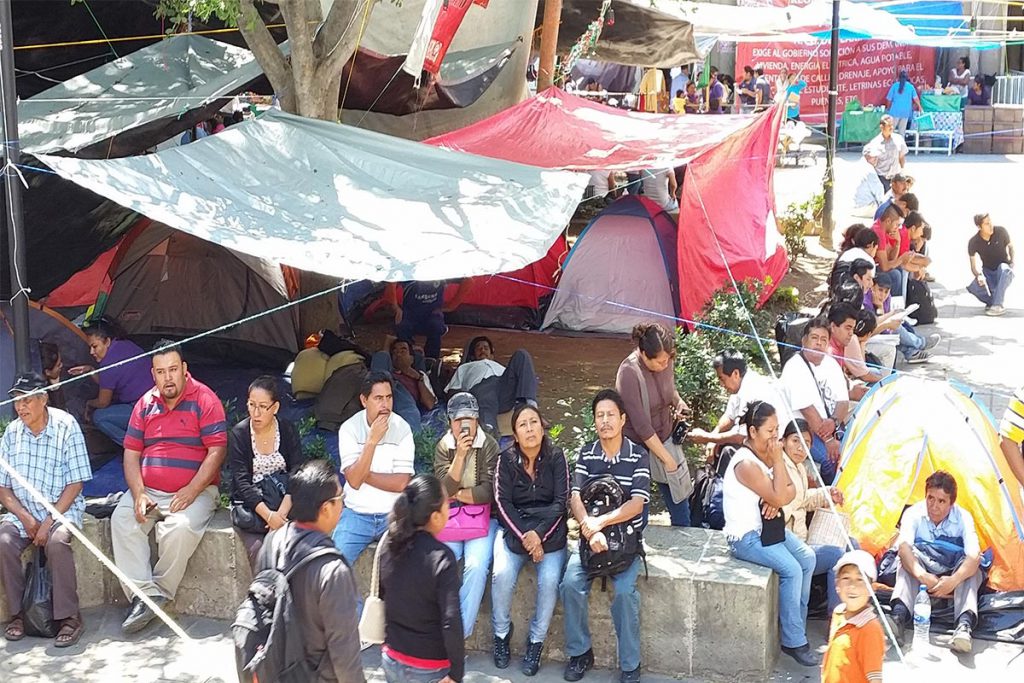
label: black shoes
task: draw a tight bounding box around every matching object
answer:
[522,640,544,676]
[121,595,167,634]
[619,666,641,683]
[493,624,513,669]
[781,643,819,667]
[563,648,595,682]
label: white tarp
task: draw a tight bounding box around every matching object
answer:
[19,35,266,155]
[37,110,588,283]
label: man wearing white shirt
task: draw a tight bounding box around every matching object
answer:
[640,168,678,213]
[446,336,539,433]
[851,152,886,218]
[689,349,793,446]
[780,317,851,485]
[331,371,414,564]
[863,115,908,193]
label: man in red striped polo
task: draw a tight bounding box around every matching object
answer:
[110,345,227,634]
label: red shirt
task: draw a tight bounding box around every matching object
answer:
[871,221,909,257]
[828,338,847,368]
[124,374,228,493]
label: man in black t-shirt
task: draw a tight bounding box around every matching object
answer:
[966,213,1014,316]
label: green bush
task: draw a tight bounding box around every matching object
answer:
[413,423,443,475]
[550,396,596,466]
[296,415,330,462]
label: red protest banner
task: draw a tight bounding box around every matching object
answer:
[423,0,478,75]
[735,40,936,120]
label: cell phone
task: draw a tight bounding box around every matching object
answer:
[460,424,471,436]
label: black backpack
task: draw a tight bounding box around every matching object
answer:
[690,446,734,530]
[578,475,644,582]
[233,546,343,683]
[905,278,938,325]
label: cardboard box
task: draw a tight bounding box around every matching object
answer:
[963,137,992,154]
[993,105,1024,125]
[991,136,1024,155]
[963,122,992,136]
[964,105,994,123]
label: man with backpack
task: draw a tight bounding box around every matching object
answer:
[234,459,364,683]
[560,389,650,683]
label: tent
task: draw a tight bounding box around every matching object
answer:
[542,197,678,334]
[428,89,789,321]
[836,375,1024,592]
[0,302,95,419]
[444,235,568,329]
[38,110,588,284]
[50,221,302,368]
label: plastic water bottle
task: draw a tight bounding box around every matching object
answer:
[913,584,932,653]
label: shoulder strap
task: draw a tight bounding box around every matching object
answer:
[283,546,343,581]
[367,531,389,599]
[798,353,832,419]
[627,354,652,419]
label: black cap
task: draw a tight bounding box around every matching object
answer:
[8,372,47,397]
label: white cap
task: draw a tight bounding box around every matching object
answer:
[833,549,878,583]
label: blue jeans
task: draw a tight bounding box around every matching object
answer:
[381,651,447,683]
[92,403,135,446]
[897,322,925,361]
[730,529,816,649]
[396,310,446,360]
[656,482,691,527]
[332,509,390,565]
[811,543,845,613]
[809,435,836,486]
[967,263,1014,308]
[560,551,642,672]
[491,529,567,643]
[446,518,499,638]
[370,352,423,433]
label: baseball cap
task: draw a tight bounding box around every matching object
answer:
[447,392,480,421]
[8,372,47,398]
[833,549,878,583]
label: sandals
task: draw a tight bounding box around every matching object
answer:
[54,614,84,648]
[4,615,24,641]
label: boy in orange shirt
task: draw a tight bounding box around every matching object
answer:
[822,550,885,683]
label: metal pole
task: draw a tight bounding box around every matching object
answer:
[538,0,563,91]
[0,0,31,374]
[820,0,841,251]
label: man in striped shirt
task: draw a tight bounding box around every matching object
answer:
[111,346,227,634]
[999,386,1024,488]
[560,389,650,683]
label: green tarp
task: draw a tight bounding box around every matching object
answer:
[38,110,588,282]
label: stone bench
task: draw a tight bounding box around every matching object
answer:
[0,515,779,680]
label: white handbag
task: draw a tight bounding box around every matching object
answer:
[358,532,387,647]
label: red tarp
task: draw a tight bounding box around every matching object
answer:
[678,108,789,321]
[427,88,788,322]
[426,87,763,171]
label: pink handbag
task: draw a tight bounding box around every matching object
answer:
[437,502,491,542]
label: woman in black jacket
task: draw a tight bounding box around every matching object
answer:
[491,404,569,676]
[380,475,462,683]
[228,376,305,568]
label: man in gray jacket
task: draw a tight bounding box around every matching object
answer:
[256,460,365,682]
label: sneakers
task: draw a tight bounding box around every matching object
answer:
[950,622,973,654]
[886,603,910,649]
[884,613,907,649]
[907,350,931,364]
[522,640,544,676]
[924,333,941,350]
[986,305,1006,317]
[619,666,641,683]
[563,648,595,682]
[493,625,513,669]
[780,643,819,667]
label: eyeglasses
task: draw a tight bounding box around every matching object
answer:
[247,401,276,414]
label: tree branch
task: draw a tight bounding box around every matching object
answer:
[280,0,319,113]
[237,0,292,100]
[316,0,378,80]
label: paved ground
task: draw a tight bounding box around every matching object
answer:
[4,153,1024,682]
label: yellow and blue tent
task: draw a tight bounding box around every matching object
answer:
[836,375,1024,591]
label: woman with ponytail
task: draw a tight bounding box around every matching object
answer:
[379,475,463,683]
[884,69,921,135]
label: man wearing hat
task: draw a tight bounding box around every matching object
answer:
[433,392,500,639]
[0,373,92,647]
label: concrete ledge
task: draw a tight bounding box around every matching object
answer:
[0,518,778,680]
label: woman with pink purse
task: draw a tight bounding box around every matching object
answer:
[433,392,501,639]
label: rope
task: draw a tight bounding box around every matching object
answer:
[81,0,119,58]
[12,24,287,51]
[339,0,374,113]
